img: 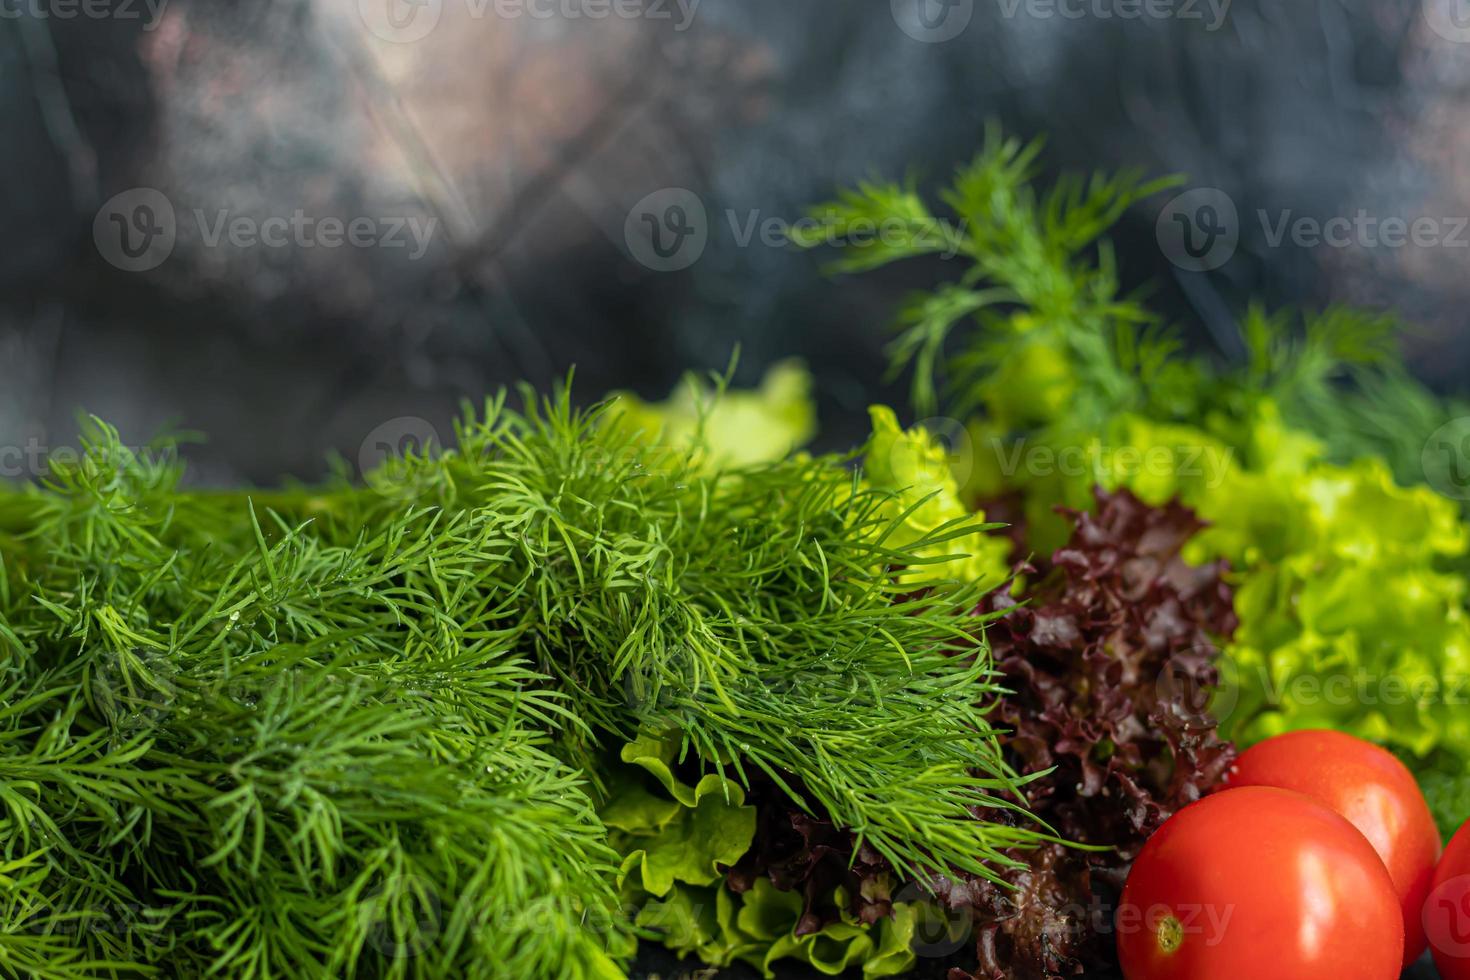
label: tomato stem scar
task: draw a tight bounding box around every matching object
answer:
[1157,915,1183,955]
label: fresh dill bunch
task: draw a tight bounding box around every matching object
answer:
[297,385,1048,884]
[0,420,629,979]
[793,122,1183,424]
[0,385,1047,978]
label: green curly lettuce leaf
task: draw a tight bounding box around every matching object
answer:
[980,401,1470,773]
[864,405,1012,589]
[605,734,757,896]
[602,736,918,978]
[634,880,918,979]
[605,359,816,472]
[973,399,1470,834]
[1198,455,1470,758]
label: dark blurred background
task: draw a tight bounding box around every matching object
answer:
[3,0,1470,485]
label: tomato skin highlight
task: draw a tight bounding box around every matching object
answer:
[1117,786,1403,980]
[1225,728,1440,966]
[1426,819,1470,980]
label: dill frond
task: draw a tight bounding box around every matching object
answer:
[796,123,1181,421]
[0,384,1043,977]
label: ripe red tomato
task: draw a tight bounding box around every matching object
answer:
[1225,729,1440,966]
[1117,787,1403,980]
[1425,819,1470,980]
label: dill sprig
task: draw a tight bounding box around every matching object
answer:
[795,125,1462,487]
[794,123,1182,423]
[1228,304,1470,486]
[0,386,1044,977]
